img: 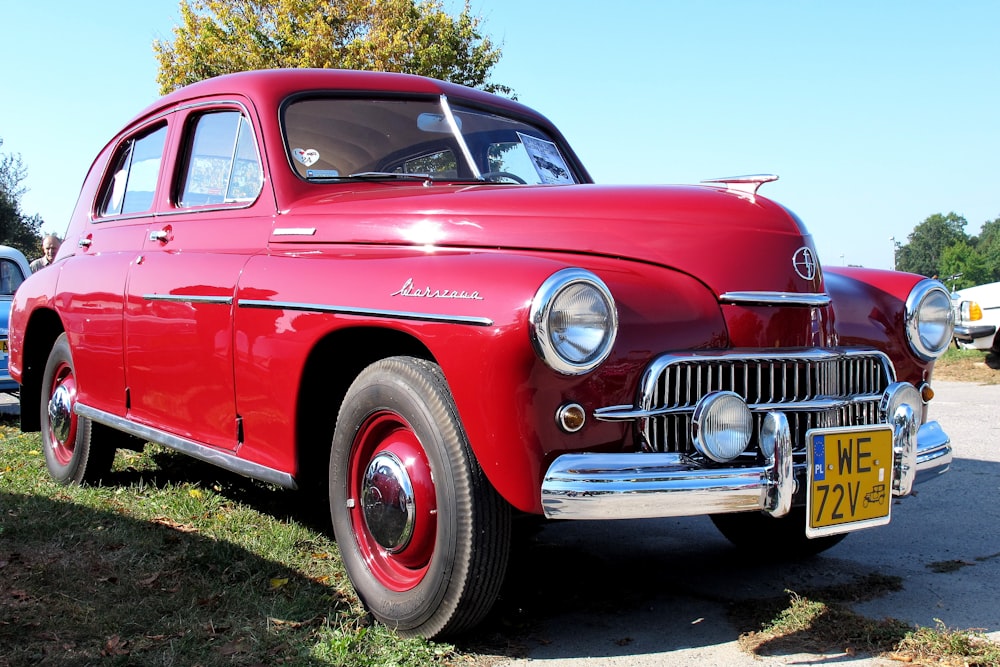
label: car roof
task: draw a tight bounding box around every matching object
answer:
[0,245,31,276]
[132,69,548,129]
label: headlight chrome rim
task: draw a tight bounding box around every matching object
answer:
[905,279,955,361]
[880,381,924,426]
[530,268,618,375]
[691,391,753,463]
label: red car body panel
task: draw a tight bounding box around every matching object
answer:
[8,69,944,516]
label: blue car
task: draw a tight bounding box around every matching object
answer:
[0,246,31,393]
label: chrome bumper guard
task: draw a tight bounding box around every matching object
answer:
[540,415,952,521]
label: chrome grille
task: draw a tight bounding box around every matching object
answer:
[638,350,894,455]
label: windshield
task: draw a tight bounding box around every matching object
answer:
[282,96,579,185]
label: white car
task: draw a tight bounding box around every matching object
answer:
[952,280,1000,352]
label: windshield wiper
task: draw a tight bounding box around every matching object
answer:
[305,171,434,182]
[347,172,433,181]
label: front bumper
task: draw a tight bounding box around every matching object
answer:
[953,323,996,350]
[540,413,951,520]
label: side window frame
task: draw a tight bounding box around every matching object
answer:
[94,122,169,220]
[174,105,263,210]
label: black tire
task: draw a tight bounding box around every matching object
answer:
[329,356,511,638]
[40,333,115,485]
[710,507,847,559]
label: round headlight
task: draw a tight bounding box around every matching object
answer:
[530,268,618,375]
[905,279,954,360]
[880,381,924,426]
[691,391,753,462]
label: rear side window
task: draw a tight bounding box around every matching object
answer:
[179,111,262,207]
[97,124,168,217]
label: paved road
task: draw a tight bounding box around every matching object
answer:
[495,381,1000,666]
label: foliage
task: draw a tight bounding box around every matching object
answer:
[896,212,1000,290]
[895,212,968,280]
[893,620,1000,666]
[154,0,508,95]
[0,138,44,259]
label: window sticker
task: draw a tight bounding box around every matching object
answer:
[517,132,573,185]
[293,148,320,166]
[307,169,341,178]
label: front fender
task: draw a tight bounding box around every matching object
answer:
[825,266,935,384]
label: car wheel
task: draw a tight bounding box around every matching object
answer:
[329,356,511,638]
[710,507,847,559]
[40,333,116,485]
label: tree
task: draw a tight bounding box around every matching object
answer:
[0,138,44,259]
[154,0,507,95]
[971,217,1000,283]
[894,212,969,278]
[938,239,989,290]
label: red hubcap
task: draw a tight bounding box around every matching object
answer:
[46,361,78,466]
[348,411,437,591]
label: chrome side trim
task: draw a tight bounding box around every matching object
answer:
[75,403,297,489]
[272,227,317,236]
[143,294,234,305]
[237,299,494,326]
[719,291,831,307]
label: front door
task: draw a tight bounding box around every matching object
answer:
[124,106,271,450]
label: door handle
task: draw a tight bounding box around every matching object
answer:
[149,229,169,242]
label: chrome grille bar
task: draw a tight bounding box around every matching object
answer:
[595,349,894,455]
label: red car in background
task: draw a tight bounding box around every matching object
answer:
[9,69,954,638]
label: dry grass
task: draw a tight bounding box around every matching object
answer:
[933,348,1000,384]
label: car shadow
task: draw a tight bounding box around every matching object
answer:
[461,455,1000,662]
[0,490,346,666]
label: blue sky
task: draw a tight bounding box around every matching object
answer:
[2,1,997,270]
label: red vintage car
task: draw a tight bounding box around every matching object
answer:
[9,69,954,638]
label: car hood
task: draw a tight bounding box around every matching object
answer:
[276,183,824,296]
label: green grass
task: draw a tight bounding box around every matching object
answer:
[0,419,476,666]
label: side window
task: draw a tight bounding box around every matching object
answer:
[0,259,26,295]
[97,124,168,217]
[179,111,262,207]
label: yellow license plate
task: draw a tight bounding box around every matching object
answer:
[806,425,894,537]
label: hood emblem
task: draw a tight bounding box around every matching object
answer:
[792,247,818,281]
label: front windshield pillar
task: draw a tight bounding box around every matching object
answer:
[440,95,481,180]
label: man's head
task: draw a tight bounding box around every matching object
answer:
[42,235,61,262]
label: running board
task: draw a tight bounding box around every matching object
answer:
[75,403,297,489]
